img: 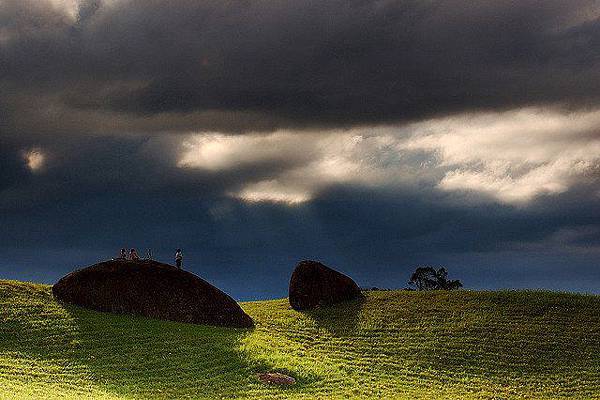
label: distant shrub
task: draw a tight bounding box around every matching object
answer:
[361,287,394,291]
[408,266,462,291]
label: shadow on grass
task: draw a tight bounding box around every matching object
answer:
[63,304,265,399]
[0,287,321,399]
[0,288,270,399]
[302,296,366,337]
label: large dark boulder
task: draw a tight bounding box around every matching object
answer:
[289,260,362,310]
[52,259,253,328]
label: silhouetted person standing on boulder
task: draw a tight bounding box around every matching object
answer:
[175,249,183,269]
[119,248,127,259]
[130,248,140,260]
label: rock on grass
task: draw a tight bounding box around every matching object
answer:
[256,372,296,385]
[288,260,362,311]
[52,259,253,328]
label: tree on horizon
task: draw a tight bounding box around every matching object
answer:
[408,266,463,291]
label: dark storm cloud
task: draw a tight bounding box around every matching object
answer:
[1,148,599,299]
[1,128,599,297]
[2,0,600,133]
[1,0,600,297]
[1,129,598,254]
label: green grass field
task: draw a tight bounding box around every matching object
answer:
[1,280,599,399]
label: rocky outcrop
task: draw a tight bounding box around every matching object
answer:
[53,259,253,328]
[288,260,362,311]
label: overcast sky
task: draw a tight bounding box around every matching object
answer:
[1,0,600,299]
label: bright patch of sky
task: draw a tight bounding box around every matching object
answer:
[23,148,46,172]
[179,108,600,205]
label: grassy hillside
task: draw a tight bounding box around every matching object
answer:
[1,280,599,399]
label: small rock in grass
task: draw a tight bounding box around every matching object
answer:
[256,372,296,385]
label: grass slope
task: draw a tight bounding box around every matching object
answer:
[1,280,599,399]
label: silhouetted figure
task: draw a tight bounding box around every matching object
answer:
[119,248,127,259]
[130,248,140,260]
[175,249,183,269]
[146,248,153,260]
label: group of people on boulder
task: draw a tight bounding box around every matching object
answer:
[117,248,183,269]
[119,248,139,260]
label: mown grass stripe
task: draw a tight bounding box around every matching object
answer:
[1,281,599,399]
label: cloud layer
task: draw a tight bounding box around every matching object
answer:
[1,0,600,297]
[3,0,600,134]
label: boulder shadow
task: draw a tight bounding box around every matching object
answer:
[1,283,323,397]
[1,293,260,399]
[62,304,259,399]
[302,296,366,337]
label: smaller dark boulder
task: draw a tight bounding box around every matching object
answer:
[289,260,362,310]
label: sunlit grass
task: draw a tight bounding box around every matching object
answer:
[1,280,599,399]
